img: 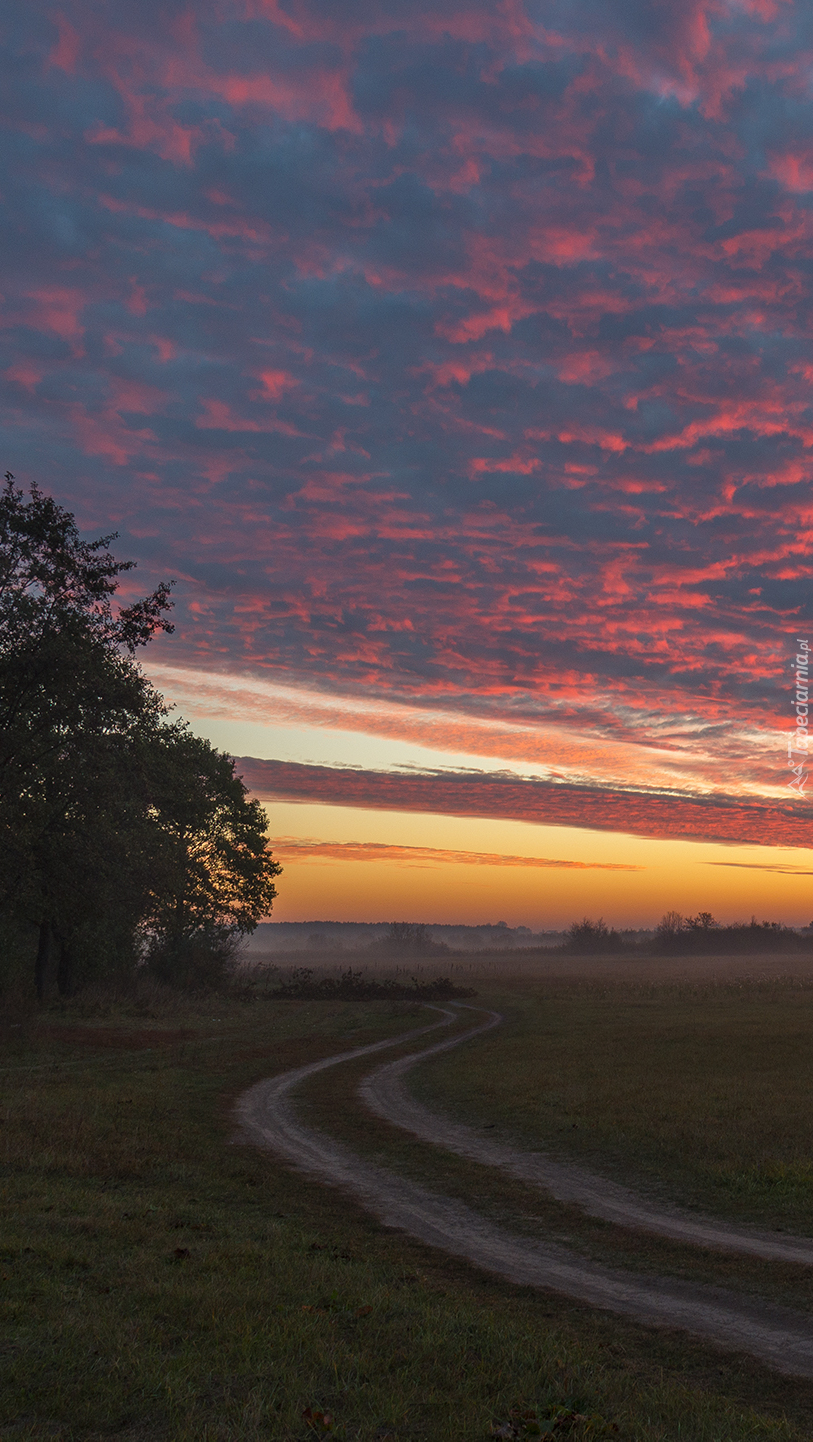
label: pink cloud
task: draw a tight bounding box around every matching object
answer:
[256,369,300,399]
[768,150,813,192]
[240,758,813,850]
[23,287,86,347]
[47,14,80,74]
[4,363,44,394]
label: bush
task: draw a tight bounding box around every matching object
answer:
[143,923,245,991]
[564,918,625,954]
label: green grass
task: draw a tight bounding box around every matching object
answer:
[411,979,813,1231]
[3,983,813,1439]
[299,1018,813,1318]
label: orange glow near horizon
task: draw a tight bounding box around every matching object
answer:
[142,664,813,928]
[263,801,813,929]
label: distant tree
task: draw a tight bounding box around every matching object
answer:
[655,910,686,952]
[686,911,717,931]
[565,917,624,954]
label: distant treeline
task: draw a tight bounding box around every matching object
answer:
[249,917,813,963]
[251,916,813,959]
[564,914,813,955]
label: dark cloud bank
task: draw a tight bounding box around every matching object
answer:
[238,756,813,850]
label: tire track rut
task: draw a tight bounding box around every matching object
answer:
[236,1005,813,1378]
[361,1004,813,1268]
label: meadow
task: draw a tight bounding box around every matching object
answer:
[410,972,813,1232]
[4,963,813,1440]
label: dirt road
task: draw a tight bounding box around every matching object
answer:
[236,1006,813,1379]
[361,1005,813,1267]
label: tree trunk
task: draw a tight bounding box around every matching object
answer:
[34,922,51,1004]
[56,936,74,998]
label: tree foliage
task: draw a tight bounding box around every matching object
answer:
[142,725,281,984]
[0,476,281,998]
[0,472,172,782]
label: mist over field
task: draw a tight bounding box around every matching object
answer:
[244,920,564,952]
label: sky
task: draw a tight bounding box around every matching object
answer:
[4,0,813,927]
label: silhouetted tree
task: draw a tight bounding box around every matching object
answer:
[565,917,624,954]
[0,477,282,998]
[655,910,685,952]
[685,911,717,931]
[0,472,172,776]
[0,475,174,996]
[141,725,282,987]
[29,718,162,996]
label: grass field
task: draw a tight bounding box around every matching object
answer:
[411,977,813,1231]
[5,973,813,1440]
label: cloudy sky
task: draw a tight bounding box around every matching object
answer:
[4,0,813,926]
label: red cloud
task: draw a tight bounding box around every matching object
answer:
[21,288,86,346]
[195,398,304,436]
[257,369,300,399]
[470,456,540,475]
[47,15,80,74]
[239,759,813,851]
[4,363,44,394]
[767,151,813,193]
